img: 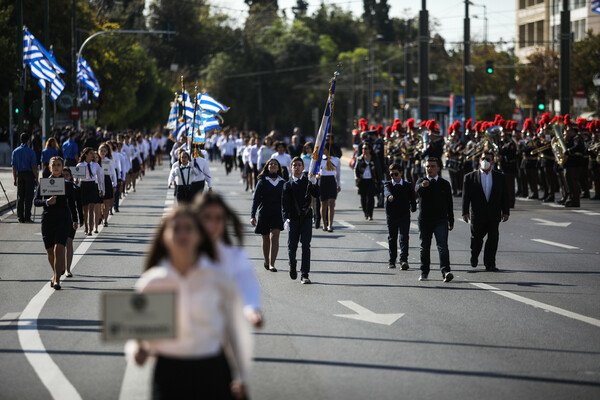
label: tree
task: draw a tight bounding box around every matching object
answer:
[516,48,559,115]
[572,31,600,112]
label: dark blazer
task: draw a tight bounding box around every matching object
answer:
[354,155,383,182]
[462,169,510,223]
[383,179,416,217]
[34,177,79,224]
[282,173,320,221]
[251,177,285,220]
[415,176,454,226]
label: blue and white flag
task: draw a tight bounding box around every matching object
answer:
[593,0,600,14]
[308,74,338,176]
[166,94,179,130]
[199,93,228,114]
[23,28,66,101]
[175,121,189,141]
[77,57,101,98]
[180,91,195,122]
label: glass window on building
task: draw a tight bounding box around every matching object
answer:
[536,20,544,45]
[527,22,535,46]
[519,24,526,47]
[519,0,526,10]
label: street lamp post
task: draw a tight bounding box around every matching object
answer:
[418,0,429,121]
[593,74,600,117]
[464,0,471,122]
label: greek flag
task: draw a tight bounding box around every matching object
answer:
[23,28,66,101]
[180,91,194,122]
[176,121,189,141]
[199,93,228,114]
[593,0,600,14]
[308,73,338,176]
[77,57,101,98]
[166,94,178,129]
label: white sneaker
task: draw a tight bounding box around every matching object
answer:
[419,274,428,281]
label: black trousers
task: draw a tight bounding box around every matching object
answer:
[387,213,410,263]
[114,179,121,210]
[358,179,375,218]
[565,166,581,205]
[17,171,35,221]
[470,219,500,268]
[153,353,233,400]
[288,215,313,275]
[223,155,234,174]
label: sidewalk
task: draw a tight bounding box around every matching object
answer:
[0,166,17,215]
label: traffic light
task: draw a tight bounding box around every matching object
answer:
[485,60,494,74]
[14,107,19,115]
[535,88,546,111]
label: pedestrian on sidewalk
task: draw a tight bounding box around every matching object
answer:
[34,157,80,290]
[251,159,285,272]
[384,163,416,270]
[282,157,320,284]
[128,206,251,400]
[415,158,454,283]
[462,151,510,272]
[12,133,39,223]
[196,192,263,328]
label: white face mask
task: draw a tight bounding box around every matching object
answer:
[480,160,491,171]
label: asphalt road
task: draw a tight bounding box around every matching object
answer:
[0,157,599,400]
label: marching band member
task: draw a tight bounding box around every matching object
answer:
[589,121,600,200]
[445,121,464,197]
[498,122,518,208]
[521,121,540,199]
[563,114,585,207]
[250,159,285,272]
[34,157,80,290]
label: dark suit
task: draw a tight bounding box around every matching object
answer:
[384,179,416,263]
[462,169,510,269]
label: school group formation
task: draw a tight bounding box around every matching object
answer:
[11,128,170,290]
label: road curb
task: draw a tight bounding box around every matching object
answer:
[0,200,16,215]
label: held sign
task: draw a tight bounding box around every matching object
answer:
[39,178,65,196]
[72,166,86,179]
[102,160,111,173]
[102,291,176,341]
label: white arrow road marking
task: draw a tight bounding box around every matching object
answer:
[531,218,571,227]
[571,210,600,216]
[531,239,579,250]
[470,282,600,328]
[377,241,389,249]
[0,312,21,326]
[338,220,356,229]
[334,301,404,326]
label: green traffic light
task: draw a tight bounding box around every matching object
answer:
[486,67,493,74]
[538,103,545,111]
[14,108,19,114]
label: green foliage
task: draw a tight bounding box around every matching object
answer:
[572,31,600,111]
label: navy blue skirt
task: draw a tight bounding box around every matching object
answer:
[255,212,284,235]
[80,181,98,206]
[320,175,338,200]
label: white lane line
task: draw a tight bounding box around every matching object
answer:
[0,312,21,326]
[338,220,356,229]
[377,241,389,249]
[469,282,600,328]
[410,222,418,230]
[16,180,139,399]
[119,358,154,400]
[531,238,579,250]
[571,210,600,216]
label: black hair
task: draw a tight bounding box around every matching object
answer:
[257,158,283,180]
[389,163,403,172]
[426,157,442,169]
[20,133,30,144]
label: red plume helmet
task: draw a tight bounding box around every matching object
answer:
[358,118,368,132]
[465,119,473,131]
[522,118,533,132]
[377,124,383,135]
[385,126,392,135]
[493,114,504,128]
[406,118,415,131]
[419,120,427,129]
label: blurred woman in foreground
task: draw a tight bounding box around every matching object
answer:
[127,206,251,399]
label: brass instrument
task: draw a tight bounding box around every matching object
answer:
[465,125,502,161]
[588,142,600,162]
[530,142,552,155]
[551,123,568,166]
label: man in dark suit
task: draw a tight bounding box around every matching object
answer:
[462,151,510,272]
[384,163,417,270]
[415,158,455,282]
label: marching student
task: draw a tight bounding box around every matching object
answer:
[127,206,251,400]
[62,167,84,278]
[190,146,213,198]
[168,150,200,204]
[221,135,236,175]
[92,151,105,233]
[130,136,142,192]
[248,137,261,191]
[319,146,341,232]
[34,157,80,290]
[415,158,454,283]
[98,144,118,227]
[250,159,285,272]
[301,142,313,172]
[354,142,382,221]
[271,140,292,180]
[110,141,125,212]
[384,163,416,270]
[282,157,320,284]
[76,147,103,236]
[257,136,273,172]
[195,192,263,328]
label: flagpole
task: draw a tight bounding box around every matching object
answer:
[16,2,24,137]
[181,76,188,147]
[191,85,199,154]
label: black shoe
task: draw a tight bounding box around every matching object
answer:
[581,192,590,199]
[269,266,277,272]
[470,256,478,268]
[564,201,580,208]
[50,280,54,288]
[18,219,24,223]
[109,210,113,216]
[114,208,120,212]
[289,263,298,280]
[400,261,409,270]
[419,273,428,281]
[388,262,396,269]
[557,198,567,205]
[528,195,539,200]
[486,266,500,272]
[24,219,34,223]
[301,275,311,284]
[542,196,555,203]
[443,272,454,283]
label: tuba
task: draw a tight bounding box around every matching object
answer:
[466,125,501,161]
[551,123,568,166]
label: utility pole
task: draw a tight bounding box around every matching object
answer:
[16,0,24,136]
[72,0,77,96]
[464,0,471,122]
[559,0,570,115]
[43,0,50,141]
[404,18,412,120]
[369,37,375,121]
[418,0,429,121]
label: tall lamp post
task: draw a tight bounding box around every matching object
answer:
[418,0,429,122]
[593,74,600,117]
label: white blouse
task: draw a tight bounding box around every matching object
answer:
[125,258,252,381]
[190,156,212,188]
[320,156,341,188]
[76,161,105,193]
[271,153,292,171]
[168,163,199,186]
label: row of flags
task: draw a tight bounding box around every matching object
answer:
[22,27,101,102]
[166,90,229,144]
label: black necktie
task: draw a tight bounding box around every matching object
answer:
[87,163,93,179]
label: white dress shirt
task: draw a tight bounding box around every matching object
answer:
[480,169,492,202]
[125,257,252,382]
[191,156,212,188]
[216,242,261,315]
